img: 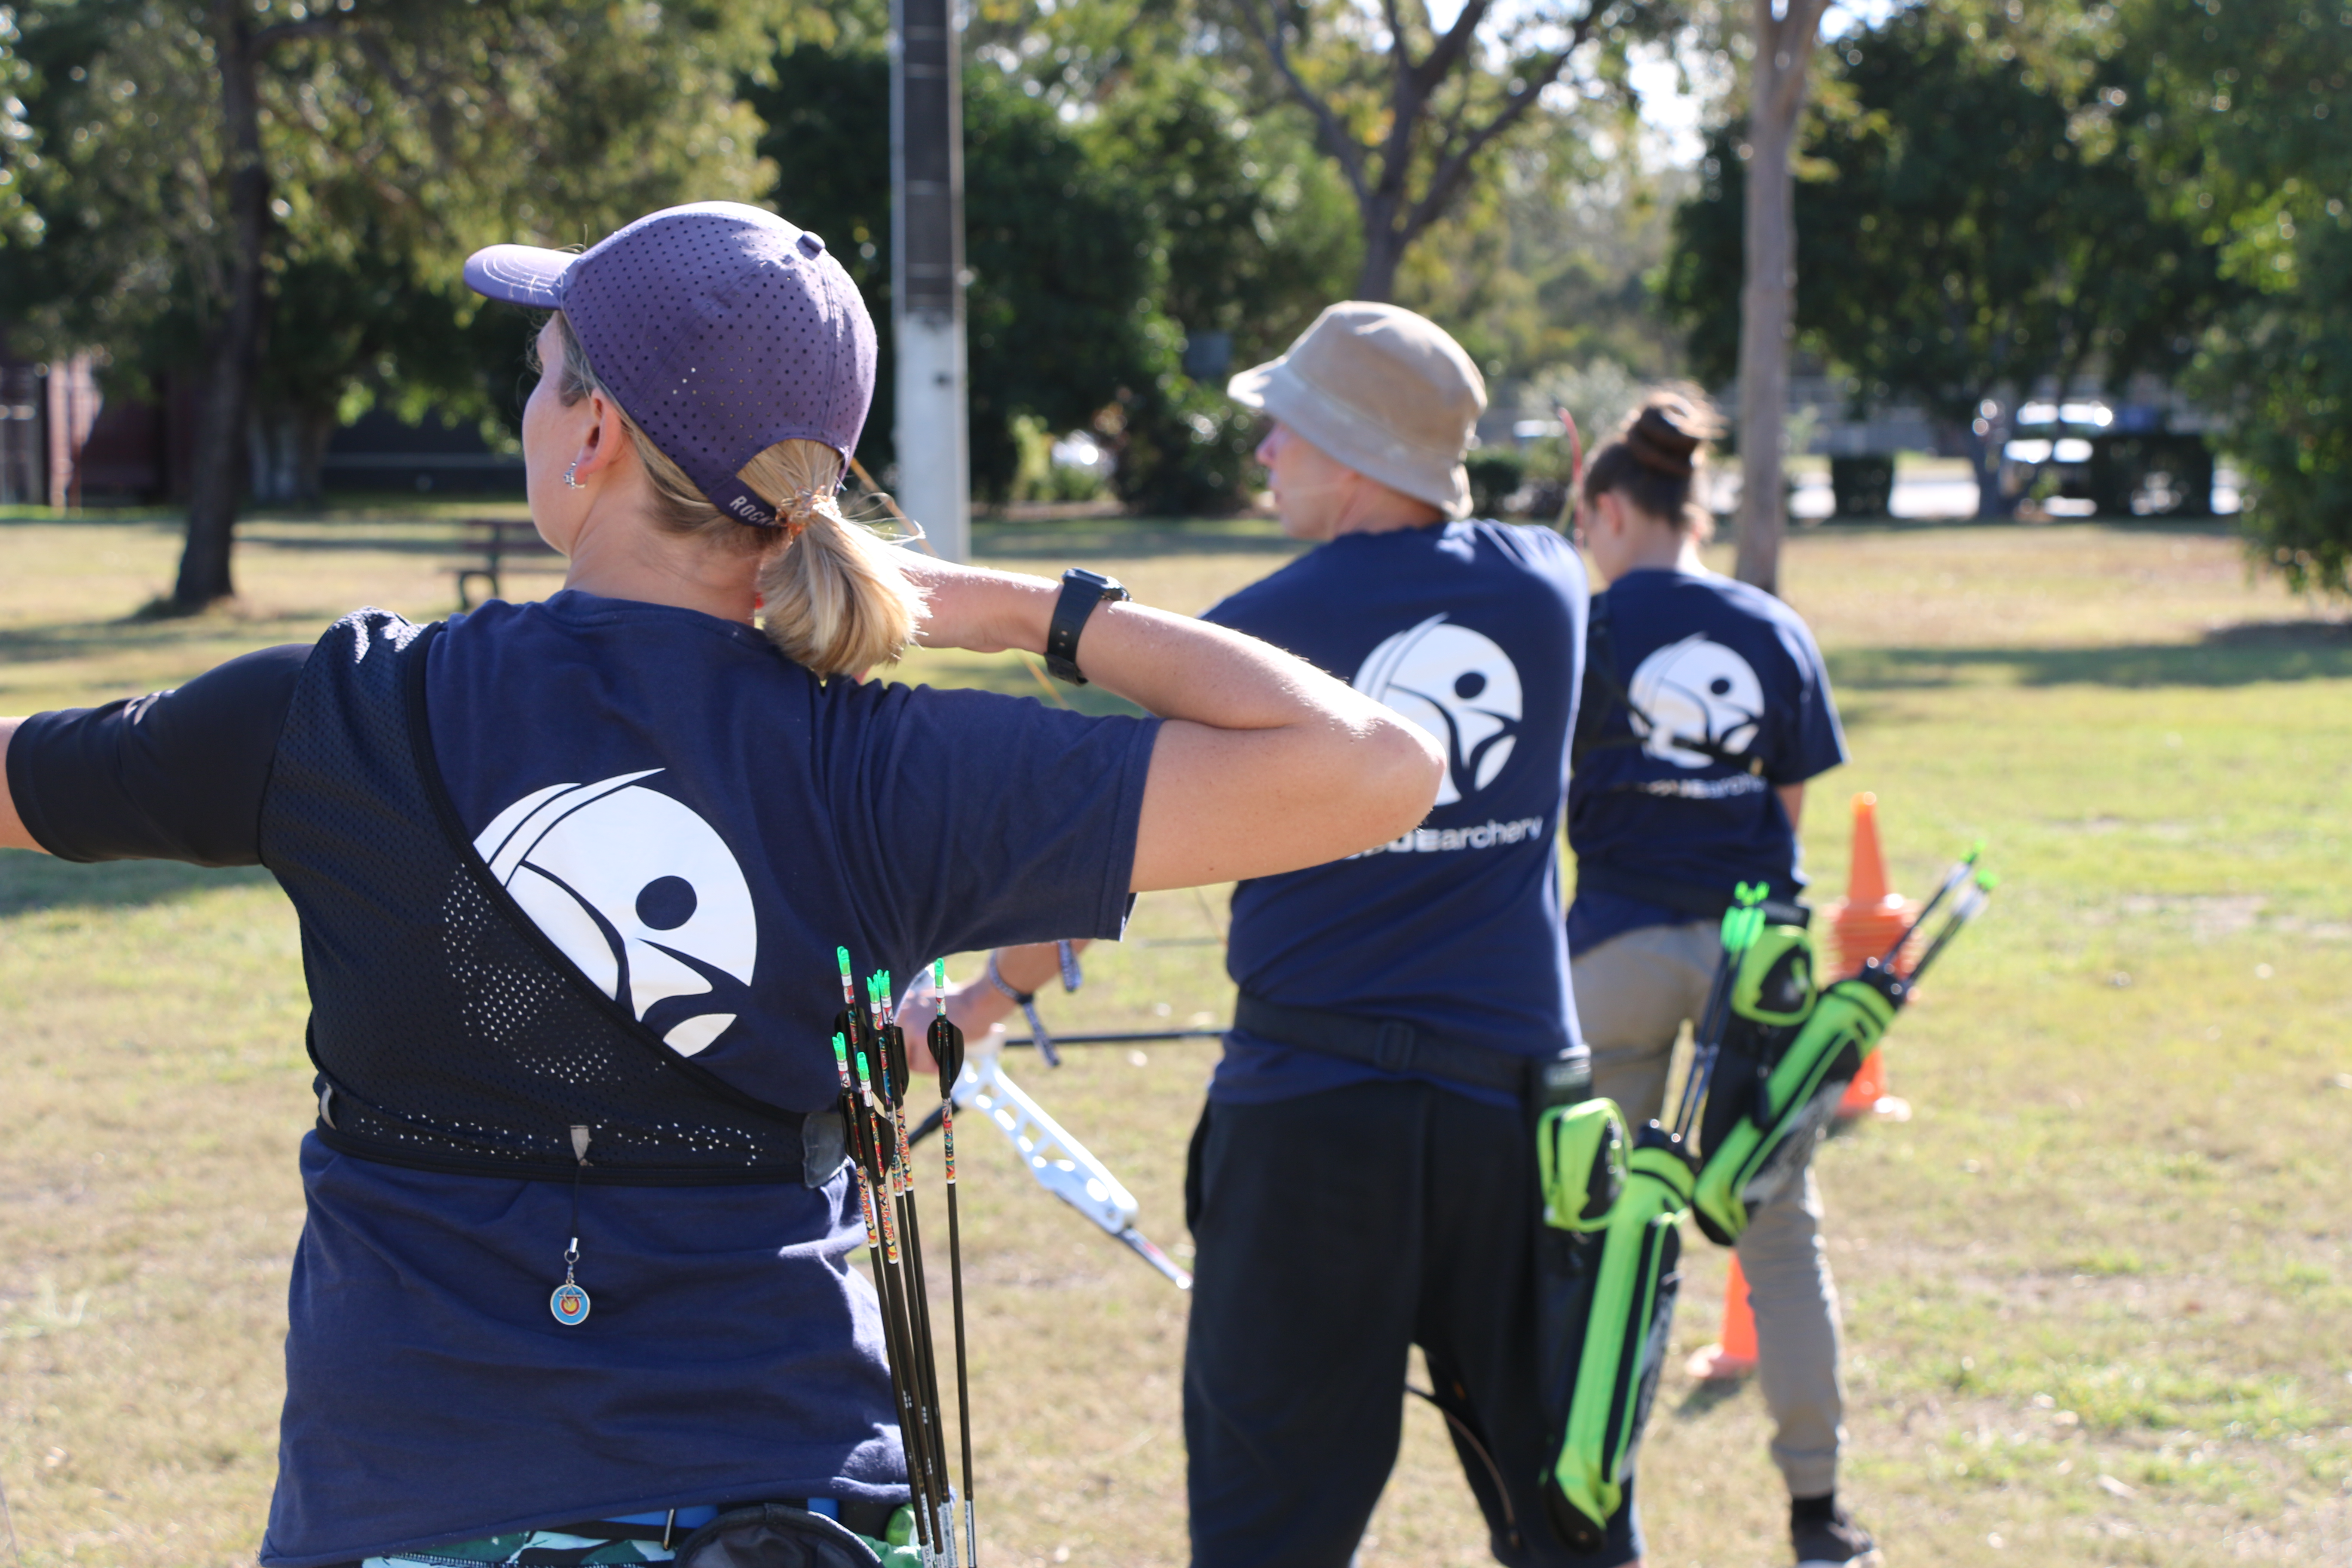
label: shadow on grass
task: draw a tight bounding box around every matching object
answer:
[1671,1375,1749,1419]
[1829,621,2352,690]
[0,851,276,917]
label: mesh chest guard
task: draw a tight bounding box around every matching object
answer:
[262,609,816,1185]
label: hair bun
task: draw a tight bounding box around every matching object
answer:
[1624,400,1706,478]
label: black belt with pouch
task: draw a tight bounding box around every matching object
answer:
[1232,992,1588,1108]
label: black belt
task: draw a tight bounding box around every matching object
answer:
[536,1496,899,1546]
[1233,992,1583,1100]
[1574,863,1811,928]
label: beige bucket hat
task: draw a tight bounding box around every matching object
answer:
[1227,301,1487,518]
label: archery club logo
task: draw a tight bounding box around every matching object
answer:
[474,772,755,1057]
[1626,634,1764,769]
[1352,614,1523,808]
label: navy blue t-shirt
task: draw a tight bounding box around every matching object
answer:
[4,589,1159,1566]
[1566,568,1846,954]
[1200,521,1588,1111]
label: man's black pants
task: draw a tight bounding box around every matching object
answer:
[1183,1078,1642,1568]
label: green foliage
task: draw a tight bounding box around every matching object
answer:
[1228,0,1680,298]
[1464,450,1525,518]
[1105,378,1262,517]
[1088,60,1358,373]
[1397,132,1684,388]
[753,36,1353,511]
[1667,4,2224,406]
[2118,0,2352,592]
[753,45,1166,503]
[1663,3,2232,513]
[0,0,789,488]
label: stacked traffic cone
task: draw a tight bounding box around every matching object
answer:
[1686,1253,1760,1382]
[1824,792,1920,1121]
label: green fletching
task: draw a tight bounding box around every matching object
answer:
[830,1032,847,1062]
[836,946,851,980]
[1976,871,2000,891]
[854,1050,872,1087]
[933,959,946,989]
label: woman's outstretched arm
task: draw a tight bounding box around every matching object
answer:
[0,719,39,853]
[899,557,1442,891]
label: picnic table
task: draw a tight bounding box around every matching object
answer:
[452,518,558,609]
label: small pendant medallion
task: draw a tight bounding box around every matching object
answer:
[551,1280,591,1325]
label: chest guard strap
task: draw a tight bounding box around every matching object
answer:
[263,609,818,1186]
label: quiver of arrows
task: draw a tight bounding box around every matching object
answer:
[1535,1106,1691,1551]
[1690,928,1893,1247]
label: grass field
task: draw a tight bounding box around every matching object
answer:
[2,510,2349,1567]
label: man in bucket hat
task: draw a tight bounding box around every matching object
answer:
[1177,302,1642,1567]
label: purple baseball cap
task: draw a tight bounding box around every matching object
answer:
[464,201,876,527]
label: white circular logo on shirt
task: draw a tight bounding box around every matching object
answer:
[472,772,756,1057]
[1352,614,1524,808]
[1626,634,1764,769]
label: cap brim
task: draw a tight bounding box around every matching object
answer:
[464,244,575,307]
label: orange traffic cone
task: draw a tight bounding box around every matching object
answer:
[1686,1253,1760,1381]
[1822,793,1918,1121]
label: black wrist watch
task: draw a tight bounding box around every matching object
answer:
[1044,568,1131,685]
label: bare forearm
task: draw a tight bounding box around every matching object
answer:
[0,719,42,853]
[914,561,1364,733]
[903,560,1443,889]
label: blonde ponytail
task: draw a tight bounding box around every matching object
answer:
[748,442,926,677]
[548,312,924,677]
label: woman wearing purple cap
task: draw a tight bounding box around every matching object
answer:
[0,203,1441,1567]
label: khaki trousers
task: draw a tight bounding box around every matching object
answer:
[1570,920,1846,1498]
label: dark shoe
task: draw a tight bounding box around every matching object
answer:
[1791,1499,1882,1568]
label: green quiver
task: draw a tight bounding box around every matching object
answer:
[1693,969,1900,1247]
[1541,1129,1694,1549]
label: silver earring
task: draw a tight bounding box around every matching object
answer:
[564,458,583,490]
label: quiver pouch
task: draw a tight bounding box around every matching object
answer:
[1694,964,1902,1246]
[1539,1121,1692,1551]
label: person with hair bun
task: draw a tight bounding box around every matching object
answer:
[1565,391,1875,1568]
[0,204,1442,1567]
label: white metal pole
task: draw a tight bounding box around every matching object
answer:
[891,0,971,562]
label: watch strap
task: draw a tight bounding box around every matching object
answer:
[1044,570,1130,685]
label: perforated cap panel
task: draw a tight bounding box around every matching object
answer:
[466,203,876,526]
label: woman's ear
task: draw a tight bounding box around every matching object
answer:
[571,389,632,482]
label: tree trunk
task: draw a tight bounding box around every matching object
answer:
[173,1,271,611]
[1732,0,1828,597]
[1960,414,2015,520]
[1354,214,1406,303]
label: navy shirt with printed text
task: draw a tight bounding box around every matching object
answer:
[1566,567,1847,955]
[1200,521,1589,1110]
[6,590,1158,1567]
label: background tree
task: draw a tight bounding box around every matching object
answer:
[0,0,785,609]
[2119,0,2352,593]
[752,24,1356,512]
[1728,0,1828,593]
[1225,0,1675,300]
[1665,2,2231,521]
